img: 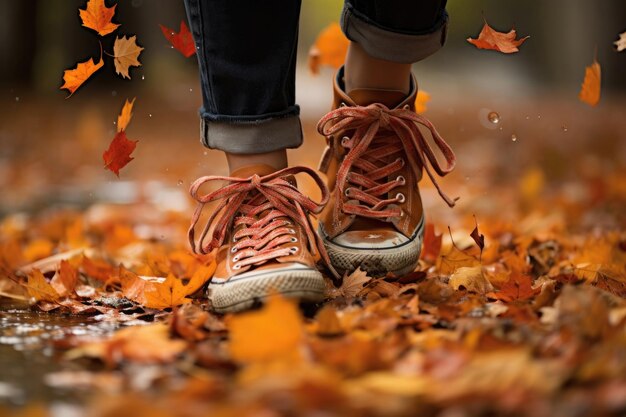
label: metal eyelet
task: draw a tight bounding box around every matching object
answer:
[396,193,406,204]
[403,104,410,110]
[290,237,298,243]
[232,255,240,262]
[339,102,347,107]
[290,247,299,254]
[397,158,406,167]
[288,228,296,234]
[396,175,406,185]
[344,188,352,197]
[231,247,238,253]
[233,264,241,270]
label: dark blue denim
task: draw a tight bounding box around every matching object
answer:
[184,0,448,154]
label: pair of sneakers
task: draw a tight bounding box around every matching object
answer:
[189,71,457,313]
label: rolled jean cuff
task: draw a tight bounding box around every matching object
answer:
[199,109,303,154]
[340,4,448,64]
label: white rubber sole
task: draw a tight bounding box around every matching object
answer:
[207,265,326,313]
[320,223,424,278]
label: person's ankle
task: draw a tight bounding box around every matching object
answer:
[344,42,411,95]
[225,149,288,175]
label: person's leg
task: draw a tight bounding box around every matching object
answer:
[317,0,455,278]
[184,0,333,312]
[183,0,302,173]
[342,0,448,94]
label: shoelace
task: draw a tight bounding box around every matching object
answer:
[188,166,334,272]
[317,103,458,219]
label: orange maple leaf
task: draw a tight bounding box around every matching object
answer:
[117,98,136,132]
[159,21,196,58]
[308,22,349,75]
[50,260,78,297]
[103,131,138,177]
[579,57,601,107]
[143,274,191,310]
[27,269,60,302]
[467,20,529,54]
[112,35,143,79]
[60,49,104,98]
[79,0,120,36]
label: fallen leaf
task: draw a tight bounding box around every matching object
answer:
[579,57,601,107]
[112,35,143,79]
[470,217,485,253]
[117,98,136,132]
[103,131,138,177]
[60,50,104,98]
[414,90,431,114]
[308,22,349,75]
[449,266,494,294]
[315,305,344,337]
[27,269,60,302]
[143,274,191,309]
[327,268,371,299]
[50,260,78,296]
[421,223,442,263]
[159,21,196,58]
[79,0,120,36]
[467,20,529,53]
[614,31,626,52]
[487,272,539,302]
[23,239,54,262]
[227,295,303,363]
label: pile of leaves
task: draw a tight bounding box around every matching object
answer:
[1,192,625,416]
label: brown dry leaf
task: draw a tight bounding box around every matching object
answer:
[60,50,104,97]
[27,269,60,302]
[117,98,136,132]
[614,31,626,52]
[487,272,539,302]
[327,267,371,299]
[79,0,120,36]
[579,57,601,107]
[449,266,494,294]
[50,260,78,297]
[421,223,443,263]
[227,295,303,363]
[308,22,349,75]
[112,35,143,79]
[467,20,529,53]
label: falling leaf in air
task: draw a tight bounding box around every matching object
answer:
[103,131,138,176]
[467,20,529,53]
[159,21,196,58]
[421,223,442,263]
[470,216,485,254]
[308,22,349,75]
[117,98,136,132]
[414,90,431,114]
[60,50,104,97]
[79,0,120,37]
[614,31,626,52]
[27,269,60,302]
[112,35,143,79]
[227,295,304,363]
[579,57,601,107]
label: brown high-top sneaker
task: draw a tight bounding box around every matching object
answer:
[188,164,331,313]
[316,68,457,277]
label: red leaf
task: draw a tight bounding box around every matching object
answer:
[159,21,196,58]
[103,131,137,177]
[487,273,539,302]
[421,223,442,263]
[467,20,529,54]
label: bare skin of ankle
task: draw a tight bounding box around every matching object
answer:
[226,149,288,175]
[344,42,411,94]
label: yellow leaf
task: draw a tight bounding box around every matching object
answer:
[27,269,60,302]
[79,0,120,36]
[579,58,601,107]
[308,22,349,75]
[414,90,431,114]
[60,51,104,97]
[227,295,303,363]
[117,98,136,132]
[113,35,144,79]
[23,239,54,262]
[185,262,216,295]
[449,266,494,294]
[614,31,626,52]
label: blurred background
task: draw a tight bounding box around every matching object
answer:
[1,0,625,229]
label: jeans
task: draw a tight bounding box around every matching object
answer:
[183,0,448,154]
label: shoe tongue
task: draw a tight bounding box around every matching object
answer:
[347,87,408,108]
[229,164,277,179]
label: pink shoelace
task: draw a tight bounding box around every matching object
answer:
[317,103,458,219]
[188,166,333,272]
